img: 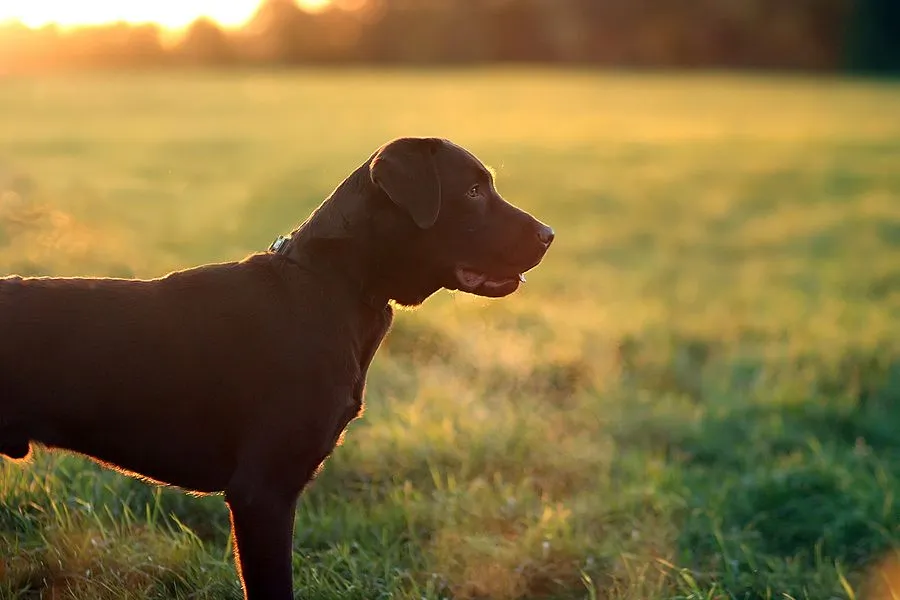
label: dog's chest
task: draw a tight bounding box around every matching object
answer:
[350,306,393,411]
[342,305,393,419]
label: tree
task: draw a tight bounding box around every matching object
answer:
[845,0,900,73]
[178,18,236,66]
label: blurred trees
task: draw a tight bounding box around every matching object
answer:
[0,22,167,71]
[0,0,894,74]
[844,0,900,73]
[177,18,235,66]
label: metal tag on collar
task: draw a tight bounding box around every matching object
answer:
[269,235,289,253]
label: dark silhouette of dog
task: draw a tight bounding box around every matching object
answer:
[0,137,554,599]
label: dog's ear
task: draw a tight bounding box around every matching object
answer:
[369,137,442,229]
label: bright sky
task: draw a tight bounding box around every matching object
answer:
[0,0,330,30]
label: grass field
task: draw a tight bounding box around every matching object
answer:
[1,69,900,599]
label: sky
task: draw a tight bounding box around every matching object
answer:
[0,0,330,30]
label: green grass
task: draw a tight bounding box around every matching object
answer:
[1,69,900,599]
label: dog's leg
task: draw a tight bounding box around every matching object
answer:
[225,417,341,599]
[0,419,31,460]
[226,484,298,600]
[0,440,31,460]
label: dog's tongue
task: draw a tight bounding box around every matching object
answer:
[454,265,524,297]
[456,267,487,291]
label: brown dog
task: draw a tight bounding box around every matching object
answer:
[0,137,553,599]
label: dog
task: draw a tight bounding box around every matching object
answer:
[0,137,554,599]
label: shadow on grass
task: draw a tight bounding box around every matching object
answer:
[666,354,900,597]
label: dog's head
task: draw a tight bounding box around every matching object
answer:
[367,137,553,305]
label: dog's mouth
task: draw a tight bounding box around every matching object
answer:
[454,265,528,298]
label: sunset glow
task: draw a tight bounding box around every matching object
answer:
[0,0,332,30]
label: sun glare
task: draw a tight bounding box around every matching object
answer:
[0,0,332,30]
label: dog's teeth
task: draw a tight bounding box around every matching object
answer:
[518,273,526,283]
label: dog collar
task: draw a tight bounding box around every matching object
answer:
[267,234,389,311]
[268,235,290,254]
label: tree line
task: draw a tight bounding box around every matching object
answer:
[1,0,897,74]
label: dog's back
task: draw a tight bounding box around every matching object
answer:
[0,254,343,489]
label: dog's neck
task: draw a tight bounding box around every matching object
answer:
[275,237,389,311]
[271,163,441,309]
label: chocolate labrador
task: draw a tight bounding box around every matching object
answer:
[0,137,554,599]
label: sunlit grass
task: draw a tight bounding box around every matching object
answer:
[1,69,900,599]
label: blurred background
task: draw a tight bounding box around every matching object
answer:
[1,0,899,73]
[1,2,900,600]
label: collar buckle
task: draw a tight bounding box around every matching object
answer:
[269,235,290,254]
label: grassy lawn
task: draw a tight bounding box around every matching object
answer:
[1,69,899,599]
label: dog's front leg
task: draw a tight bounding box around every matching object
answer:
[226,483,298,600]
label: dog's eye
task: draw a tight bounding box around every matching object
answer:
[467,184,480,199]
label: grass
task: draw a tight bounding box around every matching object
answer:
[1,68,900,599]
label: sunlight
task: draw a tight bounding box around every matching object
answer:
[296,0,332,13]
[0,0,333,30]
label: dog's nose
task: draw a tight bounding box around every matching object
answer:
[537,224,555,247]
